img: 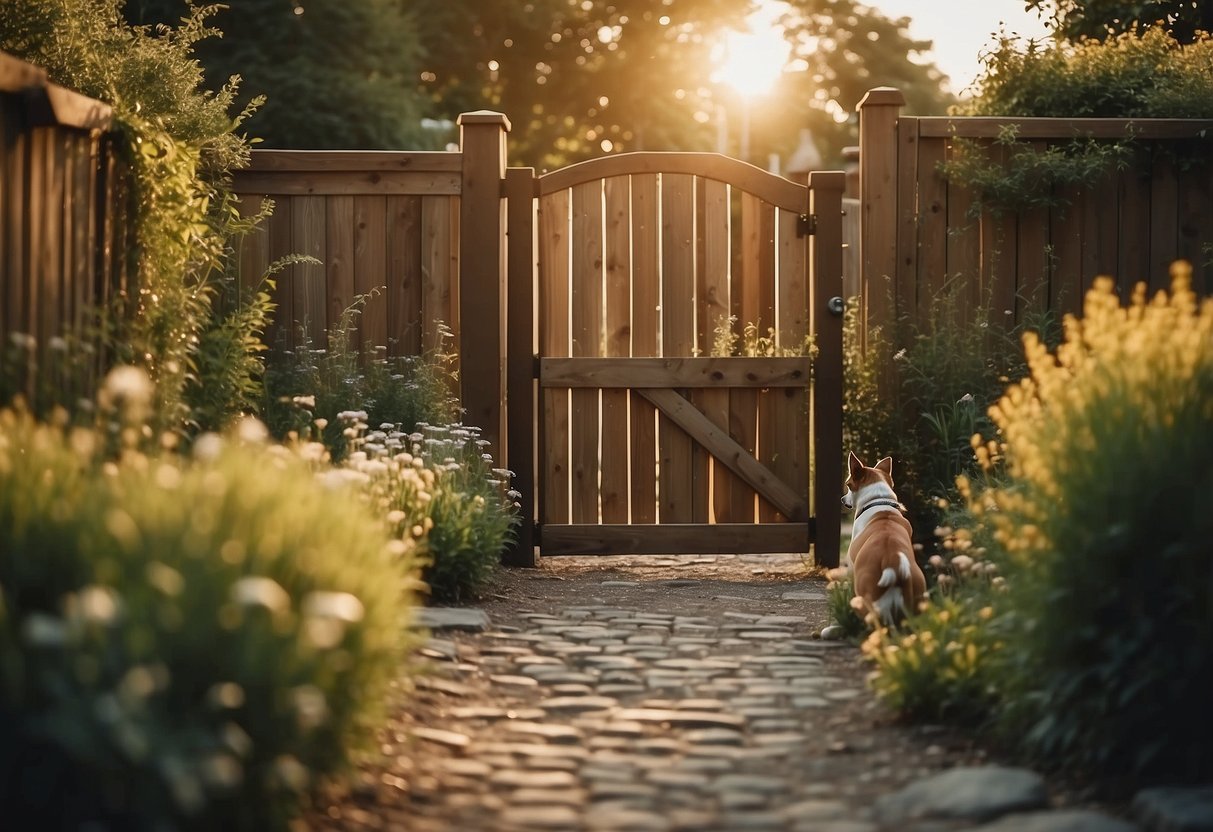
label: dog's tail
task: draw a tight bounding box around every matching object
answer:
[877,551,913,589]
[873,552,914,625]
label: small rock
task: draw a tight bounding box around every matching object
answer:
[875,766,1048,824]
[416,607,491,631]
[964,809,1142,832]
[820,624,848,640]
[411,727,470,749]
[1133,786,1213,832]
[782,590,828,601]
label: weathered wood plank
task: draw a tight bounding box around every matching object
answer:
[537,152,806,210]
[895,116,920,325]
[1015,141,1051,316]
[354,194,388,350]
[539,189,571,525]
[1149,152,1179,295]
[638,388,808,522]
[233,170,461,197]
[263,198,294,348]
[540,357,813,387]
[696,178,731,523]
[325,195,355,338]
[630,174,660,523]
[540,523,811,556]
[601,176,630,523]
[946,140,981,316]
[386,195,422,355]
[1050,184,1085,316]
[292,195,327,345]
[1117,159,1152,291]
[421,195,454,350]
[570,180,603,524]
[244,149,462,173]
[504,167,537,565]
[660,173,697,523]
[915,136,948,323]
[772,206,809,523]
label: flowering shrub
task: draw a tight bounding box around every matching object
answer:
[336,415,519,603]
[967,264,1213,781]
[0,375,421,829]
[865,265,1213,784]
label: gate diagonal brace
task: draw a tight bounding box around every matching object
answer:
[637,388,809,522]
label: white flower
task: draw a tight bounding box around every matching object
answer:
[230,576,290,614]
[302,591,365,623]
[193,433,225,462]
[236,417,269,444]
[957,393,974,405]
[101,365,153,405]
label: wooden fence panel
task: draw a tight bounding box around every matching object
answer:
[354,195,387,350]
[697,178,730,523]
[858,94,1213,340]
[385,195,422,355]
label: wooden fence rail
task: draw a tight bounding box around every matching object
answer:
[0,51,132,376]
[858,86,1213,339]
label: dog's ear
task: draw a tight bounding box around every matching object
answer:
[875,456,893,481]
[848,451,864,478]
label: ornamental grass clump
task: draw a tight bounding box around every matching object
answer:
[967,263,1213,782]
[0,378,421,829]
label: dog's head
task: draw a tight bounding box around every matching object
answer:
[841,451,894,510]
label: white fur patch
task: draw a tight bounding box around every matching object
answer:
[873,586,905,625]
[897,551,912,581]
[877,567,897,588]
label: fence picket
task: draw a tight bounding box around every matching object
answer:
[601,176,630,524]
[540,189,571,525]
[630,174,660,524]
[570,181,603,524]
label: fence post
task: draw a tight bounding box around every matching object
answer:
[857,87,904,347]
[504,166,538,566]
[457,111,511,461]
[809,170,845,570]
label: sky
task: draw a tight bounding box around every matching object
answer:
[871,0,1053,94]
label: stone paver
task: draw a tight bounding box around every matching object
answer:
[310,555,1143,832]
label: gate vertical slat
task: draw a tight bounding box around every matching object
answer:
[697,178,731,523]
[728,192,763,522]
[602,177,631,524]
[540,189,571,525]
[421,196,453,350]
[570,181,603,524]
[659,173,696,523]
[773,207,808,522]
[1149,153,1179,293]
[630,174,660,524]
[753,197,779,523]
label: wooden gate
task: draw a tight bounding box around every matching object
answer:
[504,155,844,566]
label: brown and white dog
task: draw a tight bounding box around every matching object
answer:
[841,452,925,626]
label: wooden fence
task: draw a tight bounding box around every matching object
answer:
[858,87,1213,336]
[0,51,131,368]
[232,112,510,461]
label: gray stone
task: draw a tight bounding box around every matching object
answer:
[782,798,851,821]
[499,805,582,829]
[965,810,1142,832]
[715,774,788,794]
[502,721,584,743]
[875,766,1048,823]
[1133,786,1213,832]
[490,769,580,789]
[416,607,491,631]
[614,708,746,729]
[820,624,848,640]
[782,589,828,601]
[586,808,672,831]
[757,615,809,626]
[539,695,619,713]
[411,726,470,748]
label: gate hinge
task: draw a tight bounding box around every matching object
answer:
[797,213,817,237]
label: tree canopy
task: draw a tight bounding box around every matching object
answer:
[125,0,432,149]
[126,0,953,169]
[1027,0,1212,45]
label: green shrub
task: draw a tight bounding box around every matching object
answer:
[825,574,867,640]
[263,299,458,459]
[0,1,267,432]
[946,28,1213,214]
[966,265,1213,782]
[842,289,1058,552]
[0,390,420,829]
[342,418,519,604]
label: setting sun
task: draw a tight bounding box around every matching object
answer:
[711,0,792,97]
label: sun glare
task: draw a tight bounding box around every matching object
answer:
[711,1,792,97]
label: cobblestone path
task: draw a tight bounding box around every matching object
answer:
[305,555,1140,832]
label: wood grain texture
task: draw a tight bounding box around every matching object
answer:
[540,523,810,555]
[659,173,696,523]
[570,181,603,524]
[601,176,631,523]
[539,189,571,525]
[630,174,660,523]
